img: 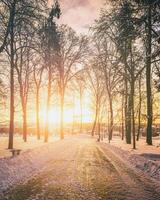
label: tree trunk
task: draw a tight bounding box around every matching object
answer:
[91,116,97,136]
[146,4,152,145]
[80,88,83,133]
[126,91,132,144]
[130,43,136,149]
[97,111,101,141]
[108,95,113,141]
[91,103,98,136]
[8,51,14,149]
[131,79,136,149]
[22,101,27,142]
[60,87,64,139]
[137,75,142,141]
[8,3,16,149]
[44,69,51,142]
[107,102,110,140]
[72,93,75,134]
[36,87,40,140]
[121,93,124,140]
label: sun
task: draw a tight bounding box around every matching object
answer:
[40,107,74,125]
[39,93,93,125]
[39,104,92,126]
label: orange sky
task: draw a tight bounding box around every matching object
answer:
[56,0,104,33]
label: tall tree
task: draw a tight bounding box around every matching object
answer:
[15,28,36,142]
[33,62,44,140]
[94,1,145,148]
[134,0,160,145]
[87,62,105,137]
[4,0,47,148]
[41,1,61,142]
[145,1,153,145]
[56,25,88,139]
[75,72,86,133]
[92,36,121,141]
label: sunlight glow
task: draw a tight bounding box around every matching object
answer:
[39,104,92,125]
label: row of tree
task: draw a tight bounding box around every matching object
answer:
[88,0,160,149]
[0,0,160,150]
[0,0,89,149]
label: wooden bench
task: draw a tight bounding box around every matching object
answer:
[10,149,21,157]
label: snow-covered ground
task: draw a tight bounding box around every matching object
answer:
[2,135,160,200]
[0,135,59,158]
[0,135,60,193]
[103,136,160,181]
[0,134,160,195]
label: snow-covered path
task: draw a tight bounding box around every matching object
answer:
[2,135,160,200]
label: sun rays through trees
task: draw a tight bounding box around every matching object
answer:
[0,0,160,150]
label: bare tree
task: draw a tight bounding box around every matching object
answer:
[92,37,121,141]
[33,62,44,140]
[87,62,105,138]
[15,31,35,142]
[40,2,61,142]
[56,25,88,139]
[2,0,47,148]
[75,71,86,133]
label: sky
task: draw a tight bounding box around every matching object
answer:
[55,0,104,33]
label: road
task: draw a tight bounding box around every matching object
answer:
[2,135,160,200]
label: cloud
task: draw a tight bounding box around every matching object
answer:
[58,0,104,33]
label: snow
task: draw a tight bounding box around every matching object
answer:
[0,135,58,158]
[0,136,59,193]
[1,135,160,195]
[103,136,160,181]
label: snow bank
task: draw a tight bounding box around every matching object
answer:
[0,142,59,193]
[107,144,160,180]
